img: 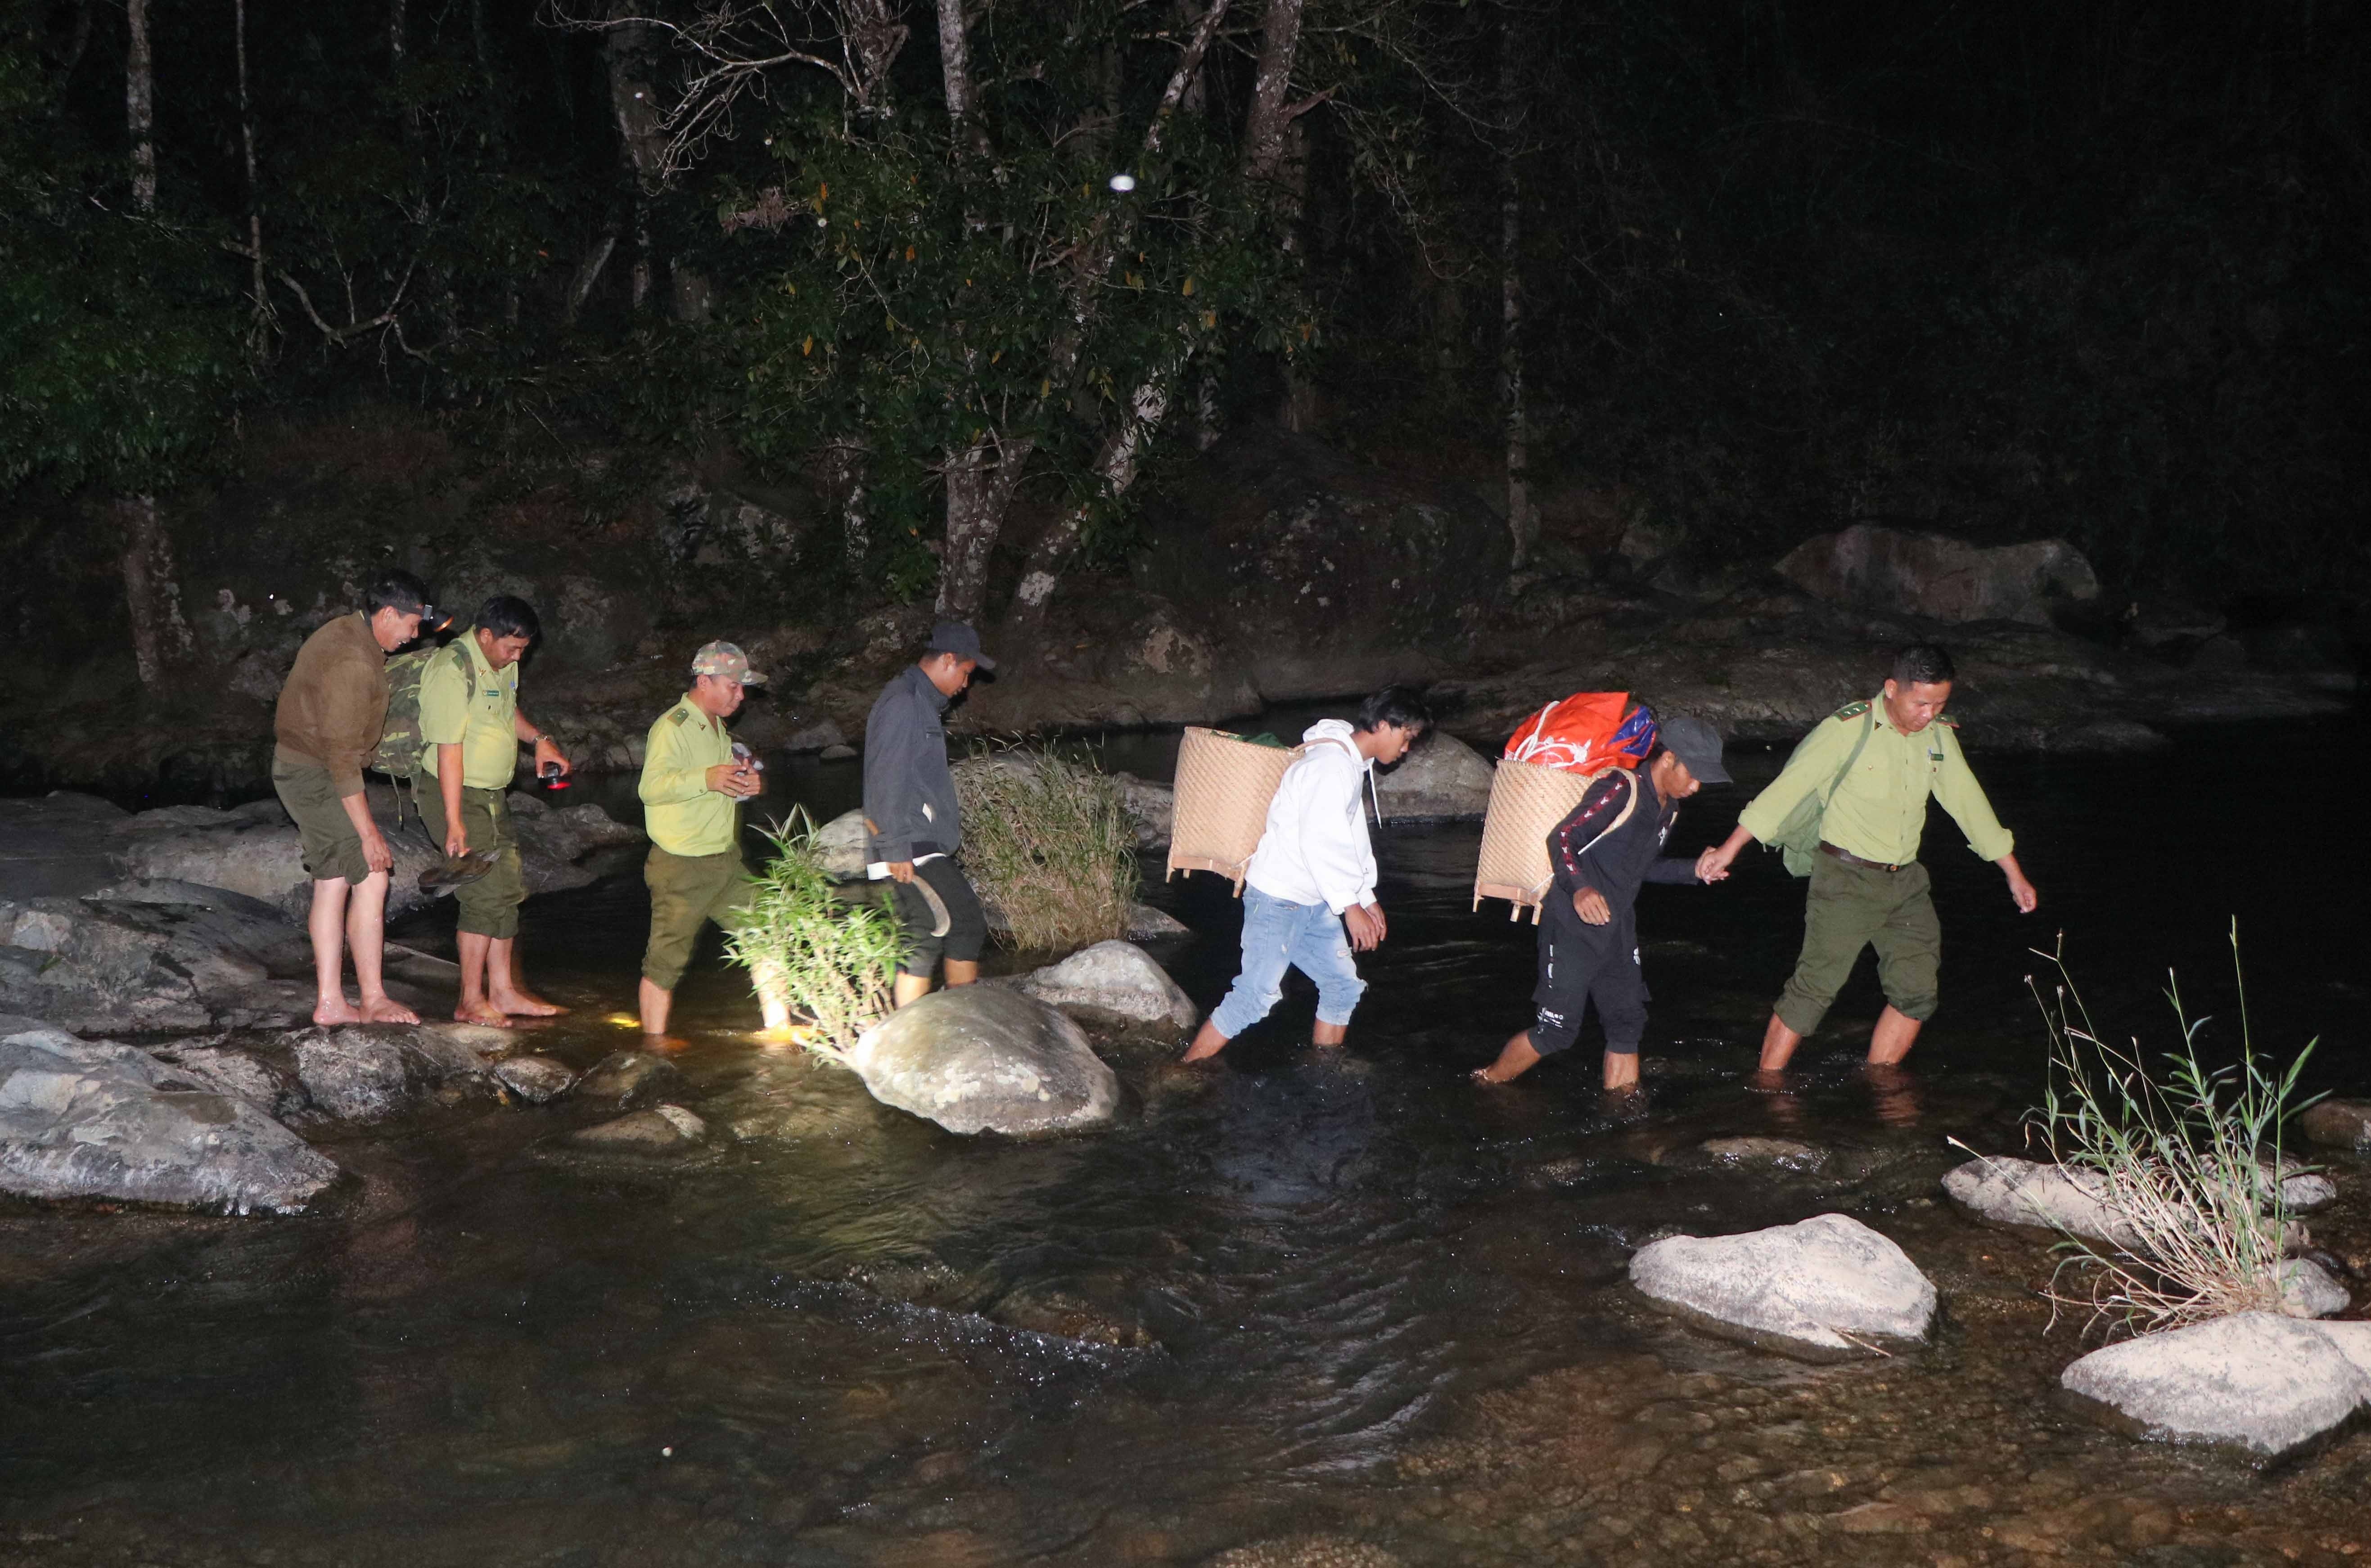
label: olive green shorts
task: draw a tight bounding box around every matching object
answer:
[271,750,372,886]
[642,845,756,991]
[1774,852,1942,1036]
[418,781,525,939]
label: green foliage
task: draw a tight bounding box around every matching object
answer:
[726,811,904,1059]
[952,748,1141,953]
[2006,928,2323,1338]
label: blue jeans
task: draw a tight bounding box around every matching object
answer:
[1208,887,1368,1038]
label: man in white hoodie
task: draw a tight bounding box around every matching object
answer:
[1181,687,1432,1063]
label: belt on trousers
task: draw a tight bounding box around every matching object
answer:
[1819,841,1911,873]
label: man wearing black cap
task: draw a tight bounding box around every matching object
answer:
[863,622,995,1007]
[1474,714,1732,1091]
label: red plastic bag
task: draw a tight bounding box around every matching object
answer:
[1502,691,1659,773]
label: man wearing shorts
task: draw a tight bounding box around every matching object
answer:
[271,569,433,1025]
[417,595,572,1025]
[862,622,994,1007]
[1474,716,1729,1092]
[635,640,791,1038]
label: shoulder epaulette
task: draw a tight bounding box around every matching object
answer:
[1833,701,1871,719]
[667,706,692,726]
[1938,716,1960,729]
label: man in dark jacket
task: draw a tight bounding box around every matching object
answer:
[1474,716,1731,1091]
[863,622,995,1007]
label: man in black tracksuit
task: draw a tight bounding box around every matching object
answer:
[1474,716,1731,1091]
[863,621,995,1008]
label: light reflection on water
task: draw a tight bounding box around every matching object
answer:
[1,721,2365,1564]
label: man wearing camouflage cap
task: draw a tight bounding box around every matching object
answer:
[634,640,791,1039]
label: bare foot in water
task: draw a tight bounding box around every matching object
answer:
[489,989,565,1018]
[1179,1020,1229,1063]
[312,996,364,1026]
[360,995,420,1025]
[455,1002,512,1026]
[1472,1031,1542,1085]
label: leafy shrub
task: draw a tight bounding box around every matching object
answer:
[725,810,903,1058]
[2013,928,2322,1337]
[952,747,1141,953]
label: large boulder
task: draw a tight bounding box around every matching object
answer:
[845,986,1119,1136]
[1776,524,2099,626]
[813,807,871,878]
[0,886,310,1035]
[1375,731,1494,820]
[0,1017,340,1213]
[2059,1313,2371,1460]
[1942,1155,2140,1246]
[289,1023,493,1123]
[1629,1212,1938,1360]
[0,793,131,898]
[1016,940,1197,1034]
[2298,1099,2371,1153]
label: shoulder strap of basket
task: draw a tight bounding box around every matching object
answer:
[1532,767,1641,899]
[1819,706,1876,812]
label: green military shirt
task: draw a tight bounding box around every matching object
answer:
[1738,696,2015,867]
[639,695,739,857]
[417,631,520,789]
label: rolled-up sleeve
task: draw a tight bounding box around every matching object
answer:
[1931,727,2015,861]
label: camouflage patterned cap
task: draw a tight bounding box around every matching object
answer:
[690,640,766,686]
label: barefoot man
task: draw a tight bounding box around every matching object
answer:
[271,570,433,1025]
[417,595,571,1025]
[1696,643,2038,1076]
[634,640,791,1040]
[1181,687,1431,1063]
[1474,715,1730,1092]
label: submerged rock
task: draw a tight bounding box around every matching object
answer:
[2276,1257,2352,1319]
[1016,940,1197,1034]
[1628,1212,1938,1360]
[1696,1136,1829,1172]
[494,1055,577,1104]
[1941,1155,2139,1246]
[1374,730,1494,820]
[291,1023,490,1122]
[2060,1313,2371,1460]
[572,1050,686,1107]
[2298,1099,2371,1152]
[569,1103,706,1152]
[845,986,1118,1136]
[1206,1536,1404,1568]
[0,1017,339,1213]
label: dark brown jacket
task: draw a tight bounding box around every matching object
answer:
[273,612,387,797]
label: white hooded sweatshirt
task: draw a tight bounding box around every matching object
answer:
[1243,719,1377,915]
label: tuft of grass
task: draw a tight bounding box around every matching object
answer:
[953,744,1141,953]
[2011,924,2323,1338]
[725,809,904,1059]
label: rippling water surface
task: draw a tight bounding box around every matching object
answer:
[2,721,2366,1565]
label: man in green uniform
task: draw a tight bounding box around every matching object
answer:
[1698,644,2038,1074]
[634,640,791,1039]
[417,595,572,1025]
[271,569,433,1026]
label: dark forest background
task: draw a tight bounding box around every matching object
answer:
[4,0,2366,681]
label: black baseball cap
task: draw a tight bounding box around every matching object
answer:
[927,621,996,671]
[1659,715,1731,784]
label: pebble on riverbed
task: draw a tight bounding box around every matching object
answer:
[1205,1536,1403,1568]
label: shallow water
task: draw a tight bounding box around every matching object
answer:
[3,721,2368,1566]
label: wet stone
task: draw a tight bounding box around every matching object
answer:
[2281,1171,2337,1210]
[1941,1154,2137,1244]
[569,1104,707,1153]
[845,986,1118,1137]
[292,1023,489,1123]
[1205,1537,1404,1568]
[1015,939,1196,1034]
[1695,1136,1828,1172]
[494,1055,577,1104]
[2276,1257,2351,1319]
[2059,1312,2371,1460]
[1628,1212,1938,1360]
[2297,1099,2371,1152]
[572,1050,685,1107]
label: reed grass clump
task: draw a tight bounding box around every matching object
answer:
[725,809,904,1059]
[2018,926,2321,1337]
[953,745,1140,953]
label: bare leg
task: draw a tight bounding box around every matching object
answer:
[346,871,418,1024]
[455,931,508,1024]
[306,878,363,1025]
[487,936,564,1016]
[1473,1030,1542,1085]
[1754,1013,1804,1080]
[1862,1061,1923,1126]
[1602,1050,1641,1093]
[893,972,934,1009]
[1312,1019,1348,1048]
[1866,1005,1922,1066]
[637,976,673,1038]
[941,959,979,989]
[1180,1018,1230,1063]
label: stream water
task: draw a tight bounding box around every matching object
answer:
[2,721,2367,1566]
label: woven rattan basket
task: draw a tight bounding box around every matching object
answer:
[1166,726,1304,893]
[1473,757,1600,922]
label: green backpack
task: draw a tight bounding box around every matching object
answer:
[1764,702,1876,877]
[373,641,473,779]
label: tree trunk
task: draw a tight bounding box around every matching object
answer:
[604,5,665,312]
[827,438,871,570]
[936,437,1034,625]
[1241,0,1315,428]
[1498,9,1533,568]
[235,0,271,351]
[125,0,154,212]
[1002,374,1172,648]
[564,231,616,324]
[117,496,194,691]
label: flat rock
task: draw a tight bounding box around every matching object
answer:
[1016,940,1197,1033]
[1374,731,1494,820]
[0,1018,339,1213]
[1941,1155,2139,1246]
[0,888,307,1035]
[494,1055,577,1104]
[1124,902,1191,940]
[2298,1099,2371,1152]
[569,1103,706,1152]
[2060,1312,2371,1459]
[2281,1171,2338,1211]
[846,986,1118,1136]
[2277,1258,2351,1319]
[291,1023,490,1122]
[573,1050,685,1107]
[1629,1212,1938,1360]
